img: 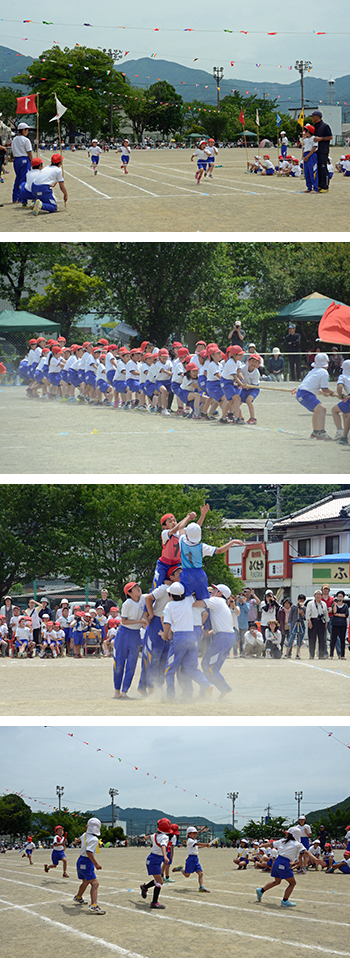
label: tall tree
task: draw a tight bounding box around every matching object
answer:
[147,81,184,137]
[0,794,32,837]
[27,264,103,339]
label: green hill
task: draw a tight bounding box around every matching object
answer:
[0,46,33,87]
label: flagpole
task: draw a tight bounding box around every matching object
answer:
[36,93,39,157]
[243,124,249,169]
[55,94,64,176]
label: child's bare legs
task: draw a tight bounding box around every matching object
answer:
[312,402,326,432]
[245,395,255,419]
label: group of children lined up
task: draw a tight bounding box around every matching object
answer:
[0,596,119,659]
[20,335,263,425]
[247,126,334,193]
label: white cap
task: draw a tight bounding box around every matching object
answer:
[187,826,197,834]
[212,583,232,599]
[312,352,329,368]
[272,347,280,356]
[288,826,301,840]
[18,122,29,130]
[86,817,101,836]
[185,522,202,544]
[342,359,350,373]
[167,582,185,596]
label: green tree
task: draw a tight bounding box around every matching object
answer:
[147,81,184,138]
[100,825,126,844]
[242,816,290,840]
[0,793,32,837]
[27,264,103,339]
[14,46,129,139]
[121,86,155,143]
[0,86,26,126]
[223,825,241,844]
[90,243,221,344]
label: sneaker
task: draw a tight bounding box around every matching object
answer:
[172,865,183,872]
[317,430,333,441]
[140,883,148,898]
[256,887,263,901]
[161,409,171,416]
[44,864,49,873]
[88,904,106,914]
[150,901,165,909]
[62,872,69,878]
[73,895,87,904]
[334,429,343,440]
[32,199,42,216]
[339,436,348,445]
[281,899,296,907]
[247,417,257,425]
[199,887,210,893]
[163,877,175,882]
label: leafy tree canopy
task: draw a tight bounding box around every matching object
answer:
[0,793,31,837]
[27,264,103,339]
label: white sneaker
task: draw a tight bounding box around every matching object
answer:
[161,409,171,416]
[335,428,343,440]
[52,650,57,658]
[32,199,42,216]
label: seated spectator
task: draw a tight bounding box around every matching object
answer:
[328,347,344,379]
[264,619,282,658]
[243,622,265,657]
[266,348,285,382]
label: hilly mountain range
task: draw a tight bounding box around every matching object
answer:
[1,44,350,116]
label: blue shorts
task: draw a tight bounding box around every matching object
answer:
[180,567,209,599]
[338,397,350,414]
[73,630,84,646]
[121,154,130,164]
[85,370,96,388]
[106,369,115,384]
[296,388,320,412]
[197,160,207,170]
[270,855,294,880]
[52,848,66,865]
[126,378,140,392]
[49,372,62,386]
[76,855,96,881]
[206,380,223,402]
[184,854,202,874]
[339,863,350,874]
[146,852,164,876]
[142,380,157,397]
[97,378,109,394]
[222,378,240,400]
[265,168,274,175]
[91,155,99,165]
[113,379,127,393]
[25,848,32,857]
[240,387,260,403]
[156,380,172,392]
[198,374,207,391]
[301,837,310,849]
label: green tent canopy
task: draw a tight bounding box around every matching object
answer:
[0,310,60,333]
[276,292,350,324]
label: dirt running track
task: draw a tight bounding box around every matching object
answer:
[0,146,348,233]
[1,383,349,476]
[1,848,349,958]
[1,648,349,715]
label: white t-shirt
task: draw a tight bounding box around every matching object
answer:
[121,595,146,629]
[222,357,243,380]
[186,836,199,854]
[80,831,99,858]
[205,595,234,634]
[11,134,32,157]
[192,148,210,161]
[149,831,168,854]
[33,166,64,186]
[273,838,305,861]
[207,360,221,382]
[301,367,329,395]
[241,364,260,386]
[303,135,318,155]
[163,595,196,633]
[89,145,102,156]
[155,359,173,380]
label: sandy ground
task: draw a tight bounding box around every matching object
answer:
[1,382,349,475]
[1,646,349,716]
[0,147,348,233]
[1,847,349,958]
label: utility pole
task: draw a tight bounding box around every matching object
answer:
[294,61,312,113]
[213,67,224,111]
[109,788,119,828]
[295,790,303,818]
[56,785,64,812]
[264,804,272,820]
[227,791,239,829]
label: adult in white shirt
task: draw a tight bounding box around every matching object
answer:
[32,153,68,215]
[11,122,33,202]
[200,584,235,698]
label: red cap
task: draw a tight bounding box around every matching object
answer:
[172,341,182,347]
[158,348,169,356]
[124,581,138,595]
[108,344,118,351]
[248,352,262,363]
[119,347,130,355]
[57,336,66,343]
[29,339,37,345]
[195,340,206,346]
[51,153,62,164]
[31,157,43,168]
[140,341,151,351]
[52,346,62,354]
[97,338,109,346]
[228,345,244,355]
[177,347,189,358]
[186,363,198,372]
[161,513,175,526]
[130,347,141,355]
[82,341,92,348]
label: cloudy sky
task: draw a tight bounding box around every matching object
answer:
[2,724,349,826]
[6,0,350,84]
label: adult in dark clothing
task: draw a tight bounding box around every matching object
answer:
[311,110,332,192]
[284,323,301,381]
[317,825,329,850]
[228,321,245,346]
[266,348,285,381]
[99,588,118,615]
[38,597,53,621]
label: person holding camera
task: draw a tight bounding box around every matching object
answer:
[305,590,329,659]
[228,321,245,346]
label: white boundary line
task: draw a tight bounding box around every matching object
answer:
[64,169,112,199]
[289,660,350,680]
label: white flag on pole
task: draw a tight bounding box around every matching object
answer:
[49,94,67,122]
[256,109,260,126]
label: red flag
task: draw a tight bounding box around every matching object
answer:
[318,301,350,345]
[16,94,37,114]
[239,109,245,123]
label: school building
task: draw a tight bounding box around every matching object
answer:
[225,489,350,601]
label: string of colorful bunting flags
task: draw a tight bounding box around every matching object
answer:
[319,728,350,750]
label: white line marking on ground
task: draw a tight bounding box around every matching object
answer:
[64,169,112,199]
[0,898,149,958]
[289,660,350,679]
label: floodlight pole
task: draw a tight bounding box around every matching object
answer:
[56,785,64,813]
[295,790,303,818]
[109,788,119,828]
[213,67,224,111]
[227,791,239,828]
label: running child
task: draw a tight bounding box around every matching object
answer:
[191,140,210,184]
[116,140,131,173]
[22,836,35,864]
[173,825,211,892]
[74,817,105,913]
[162,824,179,882]
[140,818,171,909]
[205,138,218,178]
[88,139,102,175]
[296,353,335,440]
[44,825,69,877]
[256,831,318,908]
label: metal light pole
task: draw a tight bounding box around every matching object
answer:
[294,61,312,113]
[264,517,274,591]
[109,788,119,828]
[227,791,239,829]
[295,790,303,818]
[56,785,64,812]
[213,67,224,111]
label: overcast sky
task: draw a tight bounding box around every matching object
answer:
[1,725,349,826]
[6,0,350,85]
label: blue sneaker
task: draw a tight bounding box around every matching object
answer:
[256,888,263,902]
[281,899,296,907]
